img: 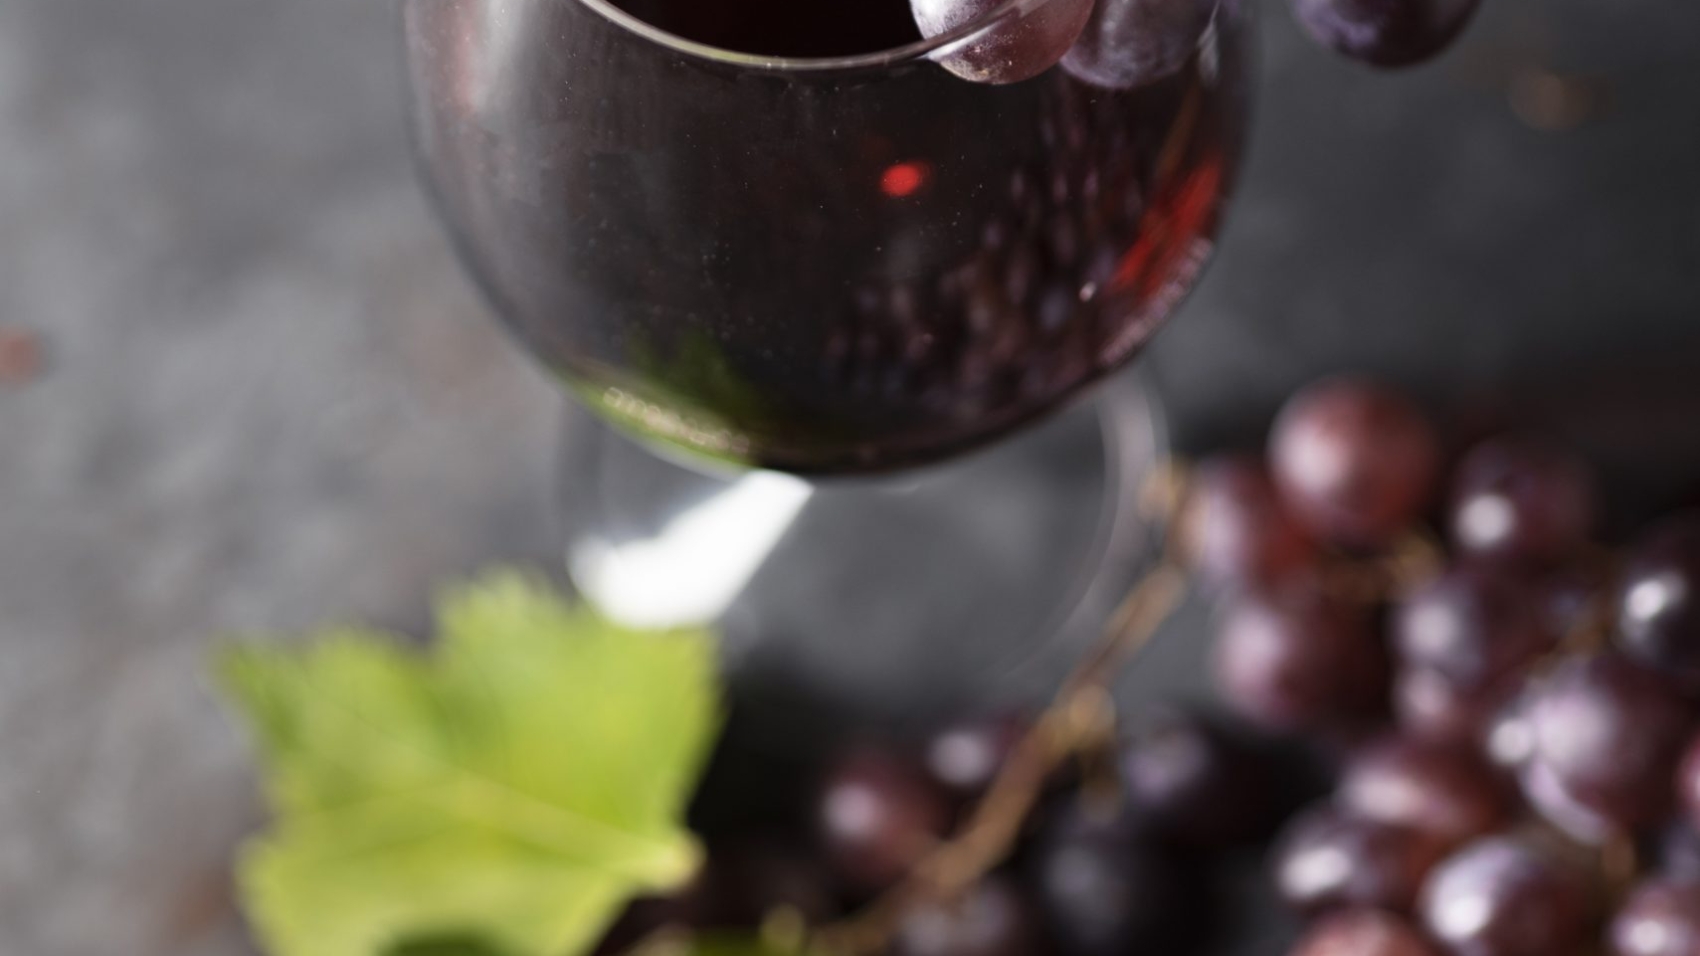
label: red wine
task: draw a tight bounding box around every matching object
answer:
[612,0,924,58]
[406,0,1247,472]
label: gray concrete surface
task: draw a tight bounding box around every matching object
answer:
[1,2,561,952]
[4,0,1700,954]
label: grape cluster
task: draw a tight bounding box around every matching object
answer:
[910,0,1482,87]
[597,703,1298,955]
[590,376,1700,956]
[1187,376,1700,956]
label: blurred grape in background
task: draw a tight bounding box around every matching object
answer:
[5,0,1700,954]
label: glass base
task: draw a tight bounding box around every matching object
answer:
[557,372,1167,721]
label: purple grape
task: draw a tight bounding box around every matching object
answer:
[894,875,1038,956]
[1394,567,1557,696]
[1272,805,1450,915]
[1179,454,1318,590]
[1526,651,1694,831]
[1118,705,1278,847]
[1032,797,1207,954]
[1609,878,1700,956]
[1291,0,1484,68]
[1449,437,1596,568]
[1213,586,1389,733]
[817,746,952,893]
[1270,377,1441,549]
[1339,736,1510,844]
[1061,0,1216,91]
[1418,835,1595,956]
[922,712,1029,800]
[1288,909,1445,956]
[911,0,1094,84]
[1617,513,1700,690]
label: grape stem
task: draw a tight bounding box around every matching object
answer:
[1317,531,1444,605]
[813,557,1191,956]
[804,463,1455,956]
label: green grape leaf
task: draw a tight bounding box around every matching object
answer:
[217,571,722,956]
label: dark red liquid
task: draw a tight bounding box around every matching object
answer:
[406,0,1248,472]
[612,0,924,57]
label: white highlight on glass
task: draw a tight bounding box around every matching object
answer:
[570,471,813,629]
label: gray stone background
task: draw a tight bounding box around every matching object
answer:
[3,0,1700,954]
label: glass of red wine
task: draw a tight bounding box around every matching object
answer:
[402,0,1249,704]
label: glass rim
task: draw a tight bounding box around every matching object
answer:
[574,0,1047,73]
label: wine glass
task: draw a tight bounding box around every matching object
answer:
[402,0,1250,711]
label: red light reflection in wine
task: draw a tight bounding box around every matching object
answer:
[880,161,931,198]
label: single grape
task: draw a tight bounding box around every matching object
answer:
[1272,805,1450,915]
[894,875,1038,956]
[922,711,1029,800]
[1179,454,1318,590]
[1394,567,1556,695]
[1609,877,1700,956]
[1449,437,1596,567]
[1061,0,1216,91]
[1270,377,1441,548]
[1212,586,1389,733]
[817,745,952,893]
[1118,704,1280,847]
[1288,909,1444,956]
[1339,736,1510,844]
[1291,0,1483,68]
[1526,652,1693,831]
[911,0,1094,85]
[1032,796,1206,954]
[1617,512,1700,690]
[1418,835,1595,956]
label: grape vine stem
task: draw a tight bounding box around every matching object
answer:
[813,556,1191,956]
